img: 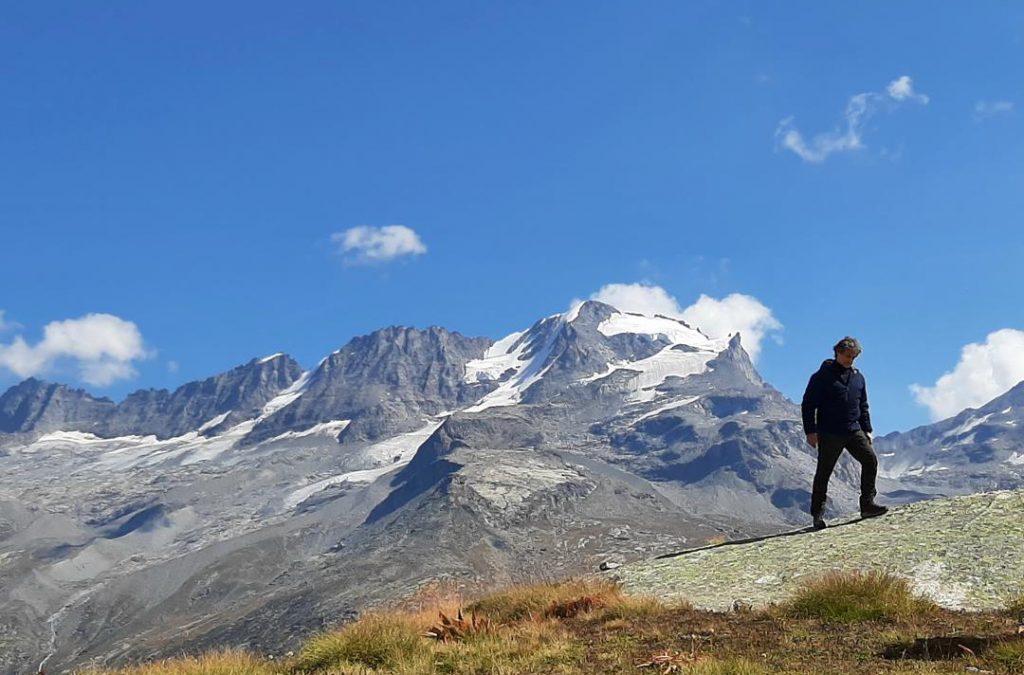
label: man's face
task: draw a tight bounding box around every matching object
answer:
[835,348,860,368]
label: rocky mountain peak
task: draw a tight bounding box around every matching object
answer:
[243,326,494,445]
[0,378,114,434]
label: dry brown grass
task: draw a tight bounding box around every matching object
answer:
[85,649,276,675]
[464,577,624,622]
[86,572,1024,675]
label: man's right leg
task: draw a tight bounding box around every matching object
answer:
[810,434,845,521]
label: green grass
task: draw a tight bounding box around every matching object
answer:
[289,613,427,672]
[780,570,938,622]
[990,638,1024,672]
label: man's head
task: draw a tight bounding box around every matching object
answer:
[833,336,862,368]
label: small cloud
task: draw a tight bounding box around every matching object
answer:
[331,225,427,264]
[0,313,151,386]
[167,360,180,374]
[910,328,1024,421]
[776,75,928,163]
[887,76,929,104]
[587,283,783,362]
[974,100,1014,121]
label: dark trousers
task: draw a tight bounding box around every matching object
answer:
[811,430,878,516]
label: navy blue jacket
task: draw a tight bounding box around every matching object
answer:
[801,359,872,435]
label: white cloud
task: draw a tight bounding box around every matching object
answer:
[887,76,929,104]
[331,225,427,264]
[974,100,1014,120]
[910,328,1024,421]
[776,75,928,163]
[589,283,684,318]
[678,293,783,362]
[0,313,150,386]
[0,310,15,333]
[167,360,180,374]
[587,283,782,362]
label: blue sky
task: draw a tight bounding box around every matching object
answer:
[2,2,1023,434]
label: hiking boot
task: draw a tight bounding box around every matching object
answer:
[860,501,888,519]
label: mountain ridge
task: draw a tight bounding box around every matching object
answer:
[1,300,1021,673]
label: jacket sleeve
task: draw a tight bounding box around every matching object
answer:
[801,372,821,434]
[859,376,873,434]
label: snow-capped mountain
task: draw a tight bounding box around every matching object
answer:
[875,380,1024,493]
[0,300,887,673]
[0,354,303,439]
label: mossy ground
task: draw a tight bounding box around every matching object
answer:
[86,573,1024,675]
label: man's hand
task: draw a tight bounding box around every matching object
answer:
[806,433,818,449]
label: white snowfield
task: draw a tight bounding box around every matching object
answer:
[196,412,230,433]
[464,323,558,413]
[620,344,723,403]
[592,313,727,403]
[633,396,701,424]
[943,412,993,440]
[283,419,445,510]
[16,370,328,472]
[264,420,350,443]
[260,370,312,417]
[65,419,261,471]
[463,330,527,383]
[464,309,730,413]
[595,312,709,345]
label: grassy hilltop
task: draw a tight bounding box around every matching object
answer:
[82,490,1024,674]
[82,575,1024,675]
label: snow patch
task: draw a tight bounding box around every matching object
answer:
[197,412,230,434]
[944,413,993,439]
[463,331,527,383]
[260,370,312,417]
[265,420,350,443]
[1007,452,1024,465]
[623,344,721,403]
[563,301,585,323]
[597,313,709,347]
[284,419,445,510]
[465,328,559,412]
[633,396,700,424]
[258,352,284,363]
[902,463,951,477]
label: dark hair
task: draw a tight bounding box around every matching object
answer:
[833,336,862,355]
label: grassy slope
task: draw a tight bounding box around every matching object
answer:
[85,574,1024,675]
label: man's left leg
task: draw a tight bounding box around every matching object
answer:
[847,430,887,518]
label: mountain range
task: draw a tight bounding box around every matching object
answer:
[0,300,1020,673]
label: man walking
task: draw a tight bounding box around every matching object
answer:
[801,336,888,530]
